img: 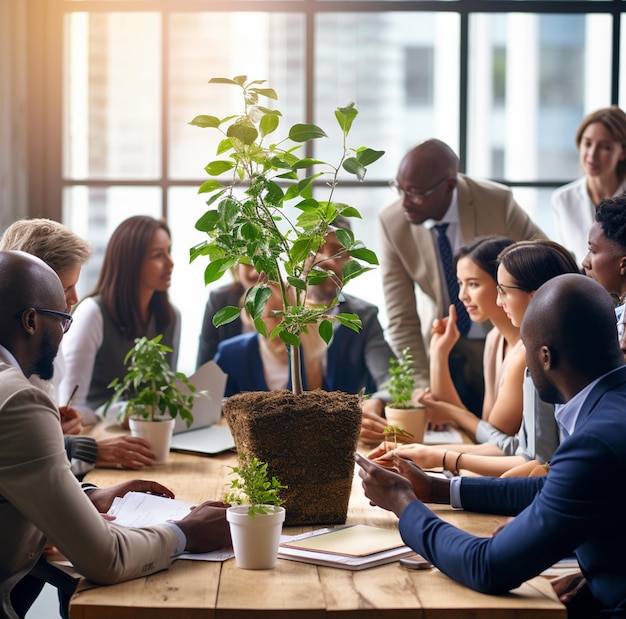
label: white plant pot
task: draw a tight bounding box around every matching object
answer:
[384,405,428,444]
[227,505,286,570]
[128,417,175,464]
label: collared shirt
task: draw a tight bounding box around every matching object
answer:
[450,365,625,508]
[0,344,20,371]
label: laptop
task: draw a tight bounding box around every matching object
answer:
[169,361,236,456]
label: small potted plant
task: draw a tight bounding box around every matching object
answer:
[384,348,428,443]
[225,454,287,569]
[104,335,197,463]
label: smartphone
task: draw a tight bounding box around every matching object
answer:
[399,554,433,570]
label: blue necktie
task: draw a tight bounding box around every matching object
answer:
[433,223,471,336]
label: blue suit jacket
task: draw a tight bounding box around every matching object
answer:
[398,365,626,612]
[214,294,393,398]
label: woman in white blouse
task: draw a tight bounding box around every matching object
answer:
[552,106,626,265]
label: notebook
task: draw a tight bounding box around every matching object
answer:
[169,361,235,455]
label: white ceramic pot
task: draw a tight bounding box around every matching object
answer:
[226,505,286,569]
[384,405,428,443]
[128,417,175,464]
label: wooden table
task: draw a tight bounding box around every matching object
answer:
[69,446,565,619]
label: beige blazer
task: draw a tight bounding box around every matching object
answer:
[378,173,545,387]
[0,355,178,617]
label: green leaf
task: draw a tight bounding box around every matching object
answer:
[188,115,221,128]
[349,247,379,265]
[335,204,362,219]
[335,313,362,333]
[279,331,301,347]
[227,123,258,145]
[198,179,223,194]
[342,260,373,284]
[209,77,239,85]
[250,87,278,100]
[259,113,279,137]
[342,157,367,181]
[356,147,385,166]
[205,160,235,175]
[291,158,324,170]
[306,269,330,285]
[319,319,334,344]
[213,306,242,327]
[253,316,268,337]
[335,102,357,134]
[290,238,315,264]
[216,138,234,155]
[288,123,327,142]
[287,276,306,291]
[195,209,220,232]
[334,228,354,248]
[203,258,233,285]
[293,198,320,212]
[232,75,248,86]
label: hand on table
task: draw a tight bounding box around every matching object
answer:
[550,571,586,605]
[59,405,83,435]
[360,406,388,444]
[175,501,232,553]
[95,436,156,469]
[87,480,175,513]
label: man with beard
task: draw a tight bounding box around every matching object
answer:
[356,274,626,618]
[0,250,231,619]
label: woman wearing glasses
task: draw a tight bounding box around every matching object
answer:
[59,215,179,425]
[552,106,626,264]
[370,239,580,477]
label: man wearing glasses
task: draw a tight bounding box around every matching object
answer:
[377,138,545,417]
[0,250,230,619]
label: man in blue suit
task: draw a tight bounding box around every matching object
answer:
[356,273,626,618]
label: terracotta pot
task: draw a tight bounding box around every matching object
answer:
[128,417,175,464]
[223,390,362,525]
[227,505,286,569]
[384,405,428,444]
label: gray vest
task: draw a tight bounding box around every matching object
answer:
[86,296,179,411]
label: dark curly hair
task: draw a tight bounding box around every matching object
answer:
[594,196,626,251]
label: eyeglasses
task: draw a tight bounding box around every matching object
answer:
[389,176,451,204]
[496,283,527,298]
[14,307,73,333]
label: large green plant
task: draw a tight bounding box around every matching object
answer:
[189,76,383,395]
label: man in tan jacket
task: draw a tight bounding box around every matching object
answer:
[0,250,230,619]
[378,139,545,416]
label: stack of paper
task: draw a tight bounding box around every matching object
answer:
[278,525,413,570]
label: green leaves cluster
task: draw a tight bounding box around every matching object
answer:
[189,76,384,394]
[105,335,197,426]
[387,347,417,409]
[226,454,287,518]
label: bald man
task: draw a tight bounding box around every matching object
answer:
[0,250,230,619]
[377,139,545,415]
[357,274,626,618]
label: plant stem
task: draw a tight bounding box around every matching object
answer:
[290,344,303,395]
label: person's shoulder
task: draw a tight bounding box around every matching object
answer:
[217,331,257,354]
[459,173,512,196]
[551,177,585,206]
[379,197,404,222]
[72,296,101,317]
[340,293,377,313]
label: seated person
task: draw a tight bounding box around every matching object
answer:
[368,239,580,477]
[214,221,395,415]
[0,218,157,475]
[0,250,230,619]
[356,274,626,619]
[196,263,259,367]
[59,216,181,424]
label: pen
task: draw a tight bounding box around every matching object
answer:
[66,384,79,409]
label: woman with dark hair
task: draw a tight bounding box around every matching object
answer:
[370,238,581,477]
[419,235,524,442]
[582,196,626,312]
[552,105,626,264]
[59,216,179,423]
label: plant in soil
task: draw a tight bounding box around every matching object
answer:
[226,453,286,518]
[104,334,197,425]
[387,347,417,409]
[188,75,383,392]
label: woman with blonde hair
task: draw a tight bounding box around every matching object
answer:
[552,105,626,264]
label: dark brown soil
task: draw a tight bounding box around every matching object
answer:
[223,389,362,525]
